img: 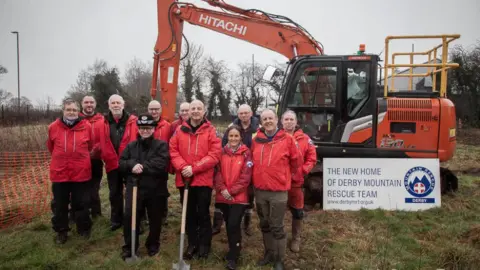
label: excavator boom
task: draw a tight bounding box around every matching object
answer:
[151,0,323,121]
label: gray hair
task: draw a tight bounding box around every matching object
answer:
[237,104,252,113]
[281,109,297,120]
[108,94,124,104]
[62,98,79,110]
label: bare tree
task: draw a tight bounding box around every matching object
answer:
[123,57,152,100]
[447,42,480,127]
[66,59,110,103]
[36,95,56,114]
[229,60,266,114]
[180,43,205,102]
[0,90,13,106]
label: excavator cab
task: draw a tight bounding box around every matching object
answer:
[273,54,380,153]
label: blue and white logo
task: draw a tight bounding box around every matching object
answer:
[404,166,436,203]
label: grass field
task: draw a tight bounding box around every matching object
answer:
[0,132,479,269]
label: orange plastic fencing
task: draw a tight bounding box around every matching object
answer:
[0,151,52,230]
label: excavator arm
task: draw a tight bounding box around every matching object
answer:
[151,0,324,121]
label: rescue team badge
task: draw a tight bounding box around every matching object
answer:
[404,166,436,203]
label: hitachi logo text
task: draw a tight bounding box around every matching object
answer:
[198,14,247,36]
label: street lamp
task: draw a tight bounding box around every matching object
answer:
[11,31,20,113]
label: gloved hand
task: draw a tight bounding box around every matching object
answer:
[221,189,233,201]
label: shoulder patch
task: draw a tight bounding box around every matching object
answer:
[308,138,314,145]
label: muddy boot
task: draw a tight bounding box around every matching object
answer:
[243,211,253,236]
[290,219,302,253]
[273,237,287,270]
[212,210,223,235]
[256,232,275,266]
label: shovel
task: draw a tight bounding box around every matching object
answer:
[125,176,140,264]
[173,178,191,270]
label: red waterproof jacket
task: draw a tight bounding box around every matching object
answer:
[153,118,173,173]
[251,128,301,191]
[101,113,138,173]
[291,128,317,187]
[153,118,172,143]
[47,118,93,182]
[170,118,185,135]
[169,119,222,188]
[214,144,252,204]
[79,112,104,160]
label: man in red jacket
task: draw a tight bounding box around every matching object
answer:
[79,95,105,218]
[103,94,138,231]
[252,108,300,270]
[169,99,222,260]
[47,98,94,244]
[281,110,317,253]
[170,102,190,134]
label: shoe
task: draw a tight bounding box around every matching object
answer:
[226,260,237,270]
[55,232,67,244]
[183,245,197,260]
[110,223,122,231]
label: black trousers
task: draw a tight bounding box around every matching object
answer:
[107,169,125,225]
[216,203,247,261]
[246,183,255,210]
[178,186,212,248]
[51,181,92,234]
[123,184,166,252]
[89,159,104,216]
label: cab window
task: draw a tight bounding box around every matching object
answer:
[288,64,338,107]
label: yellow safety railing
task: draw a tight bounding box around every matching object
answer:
[382,34,461,98]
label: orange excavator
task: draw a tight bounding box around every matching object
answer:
[150,0,460,204]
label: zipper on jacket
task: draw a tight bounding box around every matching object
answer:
[195,134,199,155]
[64,131,67,152]
[187,136,191,155]
[268,144,274,166]
[260,145,265,164]
[73,132,76,152]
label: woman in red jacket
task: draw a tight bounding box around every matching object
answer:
[214,125,253,270]
[47,98,94,244]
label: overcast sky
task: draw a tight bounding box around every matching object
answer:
[0,0,478,106]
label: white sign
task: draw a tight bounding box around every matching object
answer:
[323,158,441,211]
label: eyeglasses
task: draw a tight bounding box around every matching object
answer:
[139,127,154,131]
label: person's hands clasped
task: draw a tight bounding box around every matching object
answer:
[181,165,193,178]
[221,189,233,201]
[132,164,143,174]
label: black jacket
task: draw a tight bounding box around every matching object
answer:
[221,116,260,148]
[119,135,170,195]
